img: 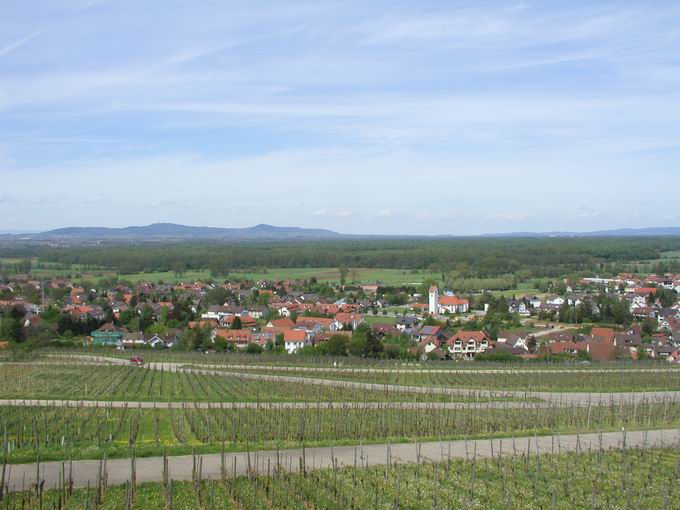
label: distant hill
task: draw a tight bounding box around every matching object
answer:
[24,223,340,241]
[2,224,680,243]
[482,227,680,238]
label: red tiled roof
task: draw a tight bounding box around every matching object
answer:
[439,295,468,306]
[448,331,489,344]
[334,312,363,324]
[283,329,306,342]
[591,327,615,344]
[269,318,294,329]
[213,329,253,343]
[549,341,586,355]
[296,316,334,328]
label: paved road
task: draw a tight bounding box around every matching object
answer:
[5,428,678,492]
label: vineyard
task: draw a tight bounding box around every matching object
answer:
[0,363,487,403]
[31,350,680,392]
[211,365,680,392]
[4,446,680,509]
[0,398,679,464]
[1,355,680,507]
[64,349,676,371]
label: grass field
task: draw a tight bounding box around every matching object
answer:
[631,250,680,272]
[362,314,397,324]
[492,281,545,298]
[0,257,556,291]
[6,447,680,508]
[226,267,439,285]
[0,259,441,286]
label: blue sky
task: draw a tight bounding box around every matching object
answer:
[1,0,679,234]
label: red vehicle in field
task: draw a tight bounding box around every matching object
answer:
[129,356,144,366]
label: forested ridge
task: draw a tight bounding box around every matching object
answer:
[2,237,679,279]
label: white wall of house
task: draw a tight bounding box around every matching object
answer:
[285,341,306,354]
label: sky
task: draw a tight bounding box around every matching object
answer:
[1,0,679,235]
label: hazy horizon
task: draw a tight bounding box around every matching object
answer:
[2,222,680,239]
[2,1,679,234]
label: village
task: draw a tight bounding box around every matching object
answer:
[1,270,679,363]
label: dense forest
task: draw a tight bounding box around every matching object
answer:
[1,237,679,279]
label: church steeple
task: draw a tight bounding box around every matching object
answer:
[428,284,439,315]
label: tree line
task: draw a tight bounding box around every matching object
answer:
[1,237,679,279]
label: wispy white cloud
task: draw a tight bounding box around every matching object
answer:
[1,1,679,233]
[0,29,44,58]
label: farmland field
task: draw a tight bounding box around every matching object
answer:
[0,259,440,285]
[5,446,680,509]
[64,350,680,391]
[0,400,679,464]
[0,363,486,403]
[2,354,680,507]
[213,365,680,392]
[226,267,440,285]
[45,351,680,393]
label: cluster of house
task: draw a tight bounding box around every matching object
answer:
[545,321,680,362]
[202,305,368,353]
[484,273,680,324]
[2,270,679,360]
[414,326,533,360]
[91,323,181,349]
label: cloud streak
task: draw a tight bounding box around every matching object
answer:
[0,29,44,58]
[0,1,679,233]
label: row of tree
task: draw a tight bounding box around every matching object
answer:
[3,237,678,279]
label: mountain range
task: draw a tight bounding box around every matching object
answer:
[481,227,680,238]
[3,223,340,241]
[1,223,680,242]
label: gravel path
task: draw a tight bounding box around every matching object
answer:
[5,428,679,492]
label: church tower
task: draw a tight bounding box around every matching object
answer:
[428,284,439,315]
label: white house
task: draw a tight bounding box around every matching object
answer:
[418,338,440,353]
[202,305,230,321]
[283,329,309,354]
[496,332,530,351]
[546,296,565,306]
[446,331,492,358]
[630,295,648,309]
[395,316,419,332]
